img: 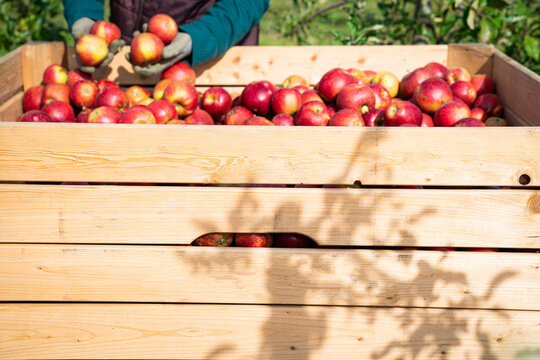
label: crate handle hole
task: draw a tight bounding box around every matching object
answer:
[519,174,531,186]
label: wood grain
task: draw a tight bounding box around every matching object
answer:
[492,49,540,127]
[1,124,539,186]
[1,184,539,247]
[1,244,539,309]
[0,91,23,122]
[0,47,23,104]
[1,303,538,359]
[21,42,66,90]
[447,44,493,76]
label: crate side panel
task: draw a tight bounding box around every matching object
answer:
[446,44,493,77]
[1,304,539,360]
[21,42,67,90]
[0,47,23,104]
[2,245,539,310]
[0,92,23,122]
[1,124,539,186]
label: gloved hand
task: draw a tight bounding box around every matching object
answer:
[72,17,125,73]
[126,27,193,77]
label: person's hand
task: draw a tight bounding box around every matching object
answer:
[126,30,193,77]
[71,17,125,73]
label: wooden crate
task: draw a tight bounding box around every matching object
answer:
[0,42,539,359]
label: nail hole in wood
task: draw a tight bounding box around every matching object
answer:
[519,174,531,185]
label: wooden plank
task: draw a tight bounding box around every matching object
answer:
[503,107,534,127]
[492,49,540,127]
[1,184,539,247]
[447,43,493,77]
[0,91,23,122]
[0,124,539,186]
[67,45,449,86]
[0,47,23,104]
[1,304,538,359]
[1,245,539,309]
[21,42,66,90]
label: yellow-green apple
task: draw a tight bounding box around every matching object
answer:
[424,62,447,78]
[470,107,487,122]
[43,83,70,105]
[70,80,98,109]
[17,110,51,122]
[296,100,331,126]
[202,87,232,117]
[96,79,121,91]
[67,68,94,87]
[346,68,370,86]
[224,106,254,125]
[148,14,178,44]
[336,84,375,115]
[412,77,453,114]
[163,80,199,117]
[96,86,128,110]
[243,116,275,126]
[399,67,434,99]
[240,80,276,116]
[485,116,508,126]
[185,108,214,125]
[282,74,308,88]
[235,233,273,247]
[445,67,471,85]
[317,68,356,102]
[125,85,151,108]
[363,108,385,127]
[434,102,472,127]
[384,100,422,126]
[371,71,400,98]
[421,113,434,127]
[453,117,486,127]
[450,80,477,107]
[130,32,164,66]
[120,105,156,124]
[193,233,233,246]
[42,100,75,122]
[272,113,295,126]
[273,233,316,248]
[147,99,177,124]
[270,88,302,115]
[42,64,68,85]
[76,34,108,66]
[161,61,196,85]
[300,89,324,105]
[23,85,44,111]
[471,74,495,96]
[328,108,364,126]
[87,106,122,123]
[472,93,502,117]
[369,83,392,110]
[90,20,121,46]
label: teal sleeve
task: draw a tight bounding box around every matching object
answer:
[62,0,105,30]
[179,0,269,66]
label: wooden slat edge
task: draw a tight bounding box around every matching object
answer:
[0,46,23,104]
[1,304,538,359]
[21,42,67,90]
[0,91,23,122]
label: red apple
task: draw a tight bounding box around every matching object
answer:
[327,104,337,118]
[450,80,477,107]
[243,116,275,126]
[412,77,453,114]
[369,83,392,110]
[153,79,173,100]
[120,105,156,124]
[161,61,196,85]
[67,68,94,87]
[296,100,330,126]
[317,68,356,102]
[148,14,178,44]
[193,233,233,246]
[17,110,51,122]
[76,108,92,123]
[470,107,487,122]
[336,84,375,115]
[445,67,471,85]
[76,34,109,66]
[273,233,316,248]
[90,20,121,46]
[363,108,385,127]
[147,99,177,124]
[363,70,377,82]
[453,117,486,127]
[95,86,128,110]
[202,87,233,117]
[384,100,422,126]
[300,89,324,105]
[421,113,434,127]
[224,106,254,125]
[87,106,122,123]
[185,108,214,125]
[240,80,276,116]
[42,64,68,85]
[371,71,400,98]
[328,108,364,126]
[270,88,302,115]
[235,233,273,247]
[42,100,75,122]
[434,102,472,127]
[293,84,310,94]
[399,68,434,99]
[130,32,164,66]
[485,116,508,126]
[424,62,447,78]
[43,83,70,105]
[282,74,308,88]
[96,79,121,92]
[163,80,199,117]
[125,85,151,108]
[70,80,98,109]
[272,113,295,126]
[346,68,370,86]
[472,93,503,117]
[23,85,44,111]
[471,74,495,96]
